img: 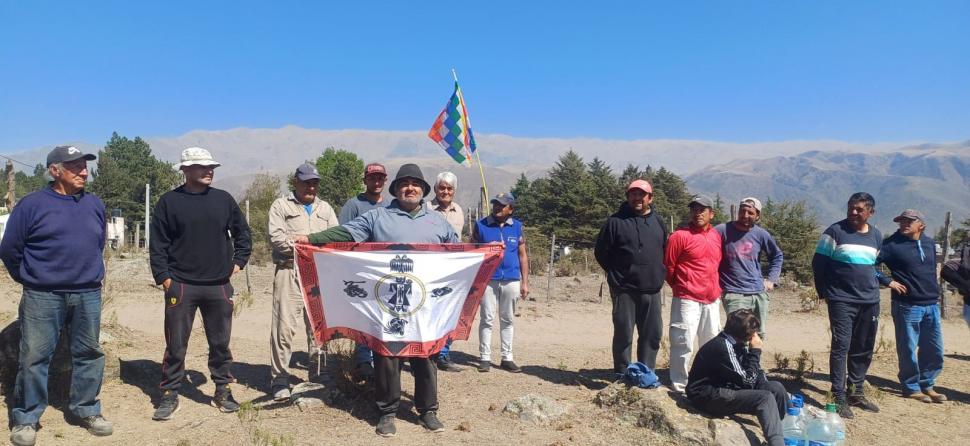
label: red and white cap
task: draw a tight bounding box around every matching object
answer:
[626,179,653,194]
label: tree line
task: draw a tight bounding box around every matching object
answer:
[3,133,968,286]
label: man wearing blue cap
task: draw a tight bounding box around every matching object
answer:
[2,146,113,446]
[473,192,529,373]
[266,163,338,400]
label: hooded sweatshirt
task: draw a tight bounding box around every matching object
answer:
[594,203,668,293]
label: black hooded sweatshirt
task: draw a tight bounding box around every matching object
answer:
[594,202,668,293]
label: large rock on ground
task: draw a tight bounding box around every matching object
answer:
[502,393,569,424]
[594,383,758,446]
[0,319,121,403]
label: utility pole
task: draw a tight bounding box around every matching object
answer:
[939,211,952,319]
[244,199,252,294]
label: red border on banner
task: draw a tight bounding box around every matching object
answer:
[296,242,504,357]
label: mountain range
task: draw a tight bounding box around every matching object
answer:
[685,141,970,233]
[2,127,966,232]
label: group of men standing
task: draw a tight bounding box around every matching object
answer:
[595,182,781,392]
[594,180,953,446]
[0,144,960,445]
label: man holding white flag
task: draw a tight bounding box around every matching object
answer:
[295,163,458,437]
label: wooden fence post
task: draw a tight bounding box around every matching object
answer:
[939,211,952,319]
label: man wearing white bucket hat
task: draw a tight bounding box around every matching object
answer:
[149,147,252,420]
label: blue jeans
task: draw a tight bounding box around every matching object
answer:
[891,301,944,393]
[12,288,105,425]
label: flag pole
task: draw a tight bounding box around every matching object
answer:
[452,69,489,202]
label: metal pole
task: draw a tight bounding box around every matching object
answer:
[939,211,952,319]
[547,233,556,301]
[245,199,252,294]
[144,184,150,253]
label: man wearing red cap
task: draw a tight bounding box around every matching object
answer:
[339,162,388,376]
[595,179,669,374]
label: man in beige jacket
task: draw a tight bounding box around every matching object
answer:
[268,163,338,400]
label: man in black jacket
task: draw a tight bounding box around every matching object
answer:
[149,147,252,421]
[594,179,668,373]
[686,309,788,446]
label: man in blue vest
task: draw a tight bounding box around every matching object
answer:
[473,193,530,372]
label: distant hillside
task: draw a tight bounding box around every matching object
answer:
[1,126,909,180]
[686,141,970,233]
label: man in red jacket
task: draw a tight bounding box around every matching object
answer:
[665,195,723,393]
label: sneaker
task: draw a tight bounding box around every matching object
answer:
[80,415,113,436]
[272,385,291,402]
[848,394,879,413]
[500,360,522,373]
[152,391,180,421]
[435,356,462,372]
[478,361,491,373]
[419,411,445,433]
[10,424,36,446]
[375,414,396,437]
[923,388,948,403]
[904,391,932,403]
[212,386,241,413]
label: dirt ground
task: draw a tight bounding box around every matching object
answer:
[2,255,969,445]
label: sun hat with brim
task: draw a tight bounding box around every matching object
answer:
[893,209,925,223]
[175,147,221,170]
[46,145,96,167]
[389,163,430,197]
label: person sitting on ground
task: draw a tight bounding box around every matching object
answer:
[686,309,788,446]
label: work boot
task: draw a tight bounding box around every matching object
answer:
[152,390,180,421]
[80,415,113,436]
[375,414,396,437]
[478,361,491,373]
[419,411,445,433]
[903,391,932,403]
[212,385,241,413]
[923,388,948,403]
[9,424,36,446]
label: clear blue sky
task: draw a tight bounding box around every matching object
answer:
[2,0,968,151]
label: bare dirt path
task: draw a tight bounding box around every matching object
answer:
[2,257,969,445]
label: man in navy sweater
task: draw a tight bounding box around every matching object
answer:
[877,209,946,404]
[811,192,882,418]
[1,146,113,446]
[150,147,251,421]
